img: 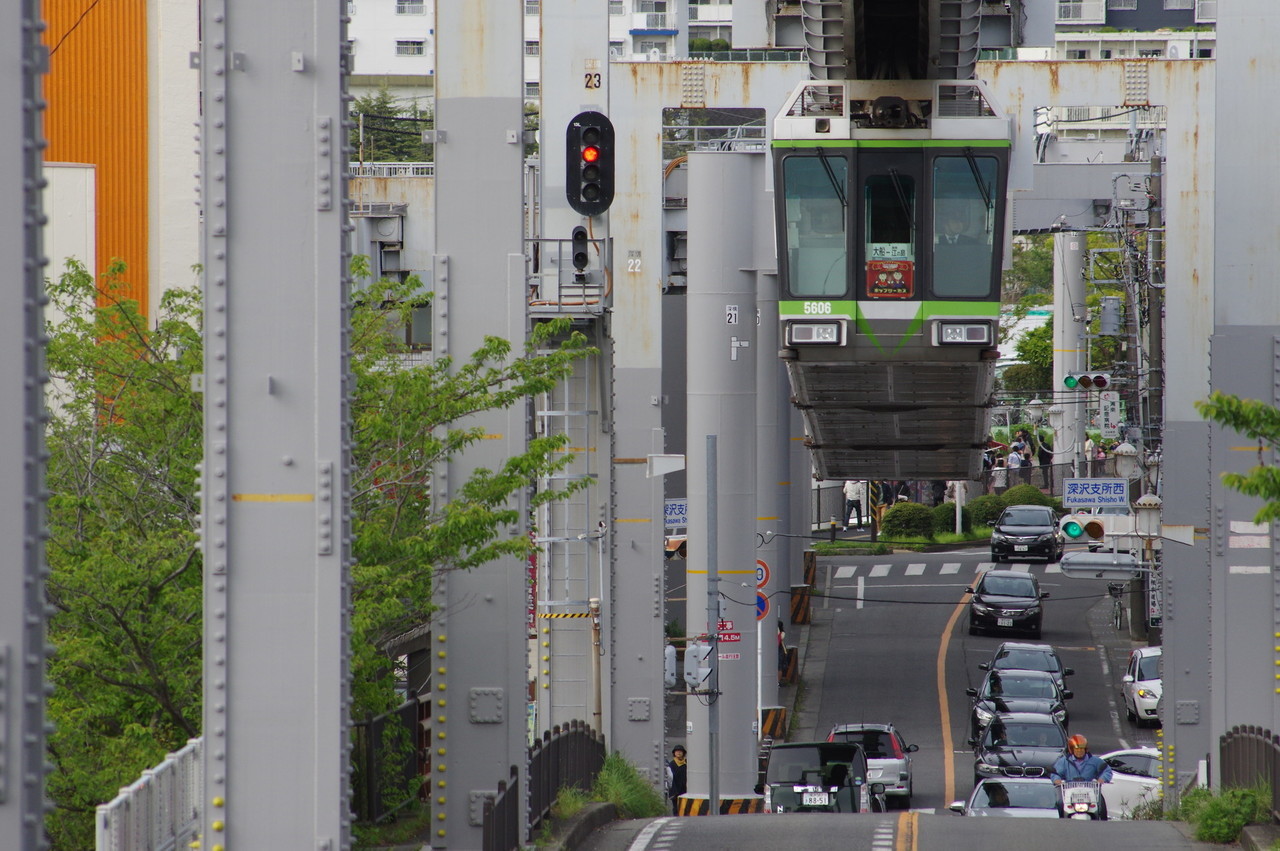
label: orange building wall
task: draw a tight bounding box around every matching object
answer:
[43,1,149,313]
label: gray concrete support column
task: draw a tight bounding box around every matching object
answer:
[431,1,528,846]
[756,272,786,717]
[685,151,763,804]
[1052,232,1087,473]
[1196,0,1280,786]
[199,1,351,845]
[1,3,49,845]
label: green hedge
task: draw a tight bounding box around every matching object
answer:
[880,502,936,539]
[932,502,972,535]
[965,493,1007,528]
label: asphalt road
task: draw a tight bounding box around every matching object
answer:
[599,546,1209,851]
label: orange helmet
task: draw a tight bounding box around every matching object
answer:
[1067,734,1088,750]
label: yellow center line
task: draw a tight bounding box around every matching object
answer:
[894,810,917,851]
[937,590,972,808]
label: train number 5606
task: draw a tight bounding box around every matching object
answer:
[802,301,832,315]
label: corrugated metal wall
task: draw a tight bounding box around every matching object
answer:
[43,0,149,312]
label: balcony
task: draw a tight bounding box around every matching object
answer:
[631,12,676,34]
[1055,0,1104,24]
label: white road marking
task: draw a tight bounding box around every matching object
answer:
[626,817,673,851]
[975,562,994,574]
[1045,562,1062,573]
[1099,644,1129,747]
[941,562,961,574]
[905,563,926,576]
[834,564,857,579]
[1012,563,1031,572]
[856,575,865,610]
[870,564,892,578]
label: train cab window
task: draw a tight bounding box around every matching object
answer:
[932,156,998,298]
[781,155,849,297]
[864,174,915,262]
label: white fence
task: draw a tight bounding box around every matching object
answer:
[96,738,203,851]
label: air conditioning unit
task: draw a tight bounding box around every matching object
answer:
[370,216,402,243]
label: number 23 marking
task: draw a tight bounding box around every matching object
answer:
[585,73,602,89]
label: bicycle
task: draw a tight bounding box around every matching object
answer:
[1108,582,1126,631]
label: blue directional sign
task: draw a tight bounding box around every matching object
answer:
[1063,478,1128,508]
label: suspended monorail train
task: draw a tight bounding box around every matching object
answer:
[773,78,1011,481]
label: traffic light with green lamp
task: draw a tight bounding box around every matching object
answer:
[1062,372,1111,390]
[1060,513,1106,542]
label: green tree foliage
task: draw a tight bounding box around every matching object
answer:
[44,260,205,849]
[1001,234,1053,304]
[1196,391,1280,524]
[42,259,593,847]
[350,86,434,162]
[965,494,1007,528]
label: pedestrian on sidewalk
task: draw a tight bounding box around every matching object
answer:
[665,746,688,816]
[842,480,866,529]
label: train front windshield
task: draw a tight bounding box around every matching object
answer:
[782,154,849,297]
[931,155,999,298]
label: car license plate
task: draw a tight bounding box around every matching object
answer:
[998,617,1014,627]
[1014,545,1028,552]
[802,792,829,806]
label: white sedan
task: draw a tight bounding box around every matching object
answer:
[1100,747,1162,818]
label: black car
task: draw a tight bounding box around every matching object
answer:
[979,641,1075,690]
[760,742,883,814]
[990,504,1063,563]
[967,570,1049,638]
[967,669,1072,740]
[969,712,1068,787]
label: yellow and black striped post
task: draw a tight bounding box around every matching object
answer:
[675,796,764,816]
[760,706,788,739]
[790,583,811,624]
[802,550,816,588]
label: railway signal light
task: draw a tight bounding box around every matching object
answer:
[566,111,615,216]
[1063,372,1111,390]
[571,226,590,271]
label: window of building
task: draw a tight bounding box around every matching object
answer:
[395,0,425,14]
[524,82,541,99]
[1163,0,1194,8]
[1066,49,1090,59]
[525,0,540,14]
[609,41,626,58]
[396,40,426,56]
[1138,48,1163,57]
[637,0,667,13]
[637,39,667,58]
[1196,47,1213,58]
[1100,48,1113,58]
[1106,0,1137,8]
[609,0,625,12]
[525,41,540,56]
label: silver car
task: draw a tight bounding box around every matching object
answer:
[826,723,918,808]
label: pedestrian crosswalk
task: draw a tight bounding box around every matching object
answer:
[831,561,1063,580]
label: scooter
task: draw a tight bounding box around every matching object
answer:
[1059,780,1103,819]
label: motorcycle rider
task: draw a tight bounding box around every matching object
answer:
[1051,733,1113,819]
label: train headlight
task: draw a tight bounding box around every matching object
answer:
[786,321,844,346]
[936,322,992,345]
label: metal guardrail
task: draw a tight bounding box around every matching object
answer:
[1220,725,1280,822]
[95,739,202,851]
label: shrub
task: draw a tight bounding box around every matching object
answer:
[880,502,936,540]
[931,502,972,535]
[1193,786,1270,843]
[1176,784,1270,844]
[966,494,1007,528]
[1002,483,1054,507]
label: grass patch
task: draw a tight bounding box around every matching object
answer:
[352,803,432,850]
[1176,784,1271,843]
[591,752,667,818]
[812,541,892,556]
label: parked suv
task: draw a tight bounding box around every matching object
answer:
[990,504,1063,563]
[826,723,919,808]
[760,742,883,814]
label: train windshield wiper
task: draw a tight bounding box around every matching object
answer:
[816,148,847,209]
[963,148,993,212]
[887,168,915,232]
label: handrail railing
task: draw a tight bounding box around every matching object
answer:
[1221,725,1280,823]
[95,739,202,851]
